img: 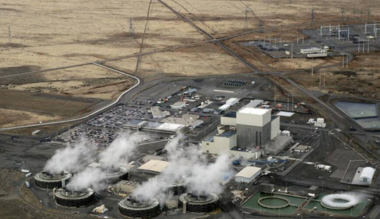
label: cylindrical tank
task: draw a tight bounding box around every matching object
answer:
[105,167,129,184]
[179,192,219,213]
[34,171,72,190]
[118,196,160,218]
[54,188,95,207]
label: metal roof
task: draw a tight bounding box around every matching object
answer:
[218,131,236,138]
[239,107,270,115]
[235,166,261,178]
[138,160,169,173]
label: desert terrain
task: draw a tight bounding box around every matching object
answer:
[0,0,380,128]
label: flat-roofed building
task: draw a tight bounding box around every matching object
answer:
[236,108,272,148]
[138,160,169,174]
[235,166,262,183]
[202,131,237,154]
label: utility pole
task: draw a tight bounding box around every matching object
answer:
[363,41,365,53]
[291,44,294,59]
[245,6,250,31]
[368,41,370,53]
[129,16,134,36]
[341,8,345,21]
[287,94,289,111]
[368,9,370,21]
[311,8,315,27]
[358,42,360,53]
[8,26,12,44]
[311,66,314,76]
[324,74,326,86]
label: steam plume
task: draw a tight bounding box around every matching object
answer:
[43,137,96,174]
[133,133,231,201]
[66,167,108,192]
[99,131,144,170]
[63,131,146,191]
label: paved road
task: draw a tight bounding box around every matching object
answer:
[0,63,141,132]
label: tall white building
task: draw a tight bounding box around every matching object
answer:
[202,102,291,159]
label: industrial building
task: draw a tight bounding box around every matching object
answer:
[150,106,170,119]
[202,103,291,159]
[235,166,262,184]
[218,98,239,111]
[34,171,72,190]
[179,192,219,213]
[118,196,160,218]
[114,180,137,194]
[161,114,204,129]
[53,188,95,207]
[360,167,376,184]
[171,101,187,110]
[123,119,185,133]
[138,160,169,174]
[300,47,327,54]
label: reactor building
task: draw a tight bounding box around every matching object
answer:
[34,171,72,189]
[179,192,219,213]
[118,196,160,218]
[202,103,292,159]
[53,187,95,207]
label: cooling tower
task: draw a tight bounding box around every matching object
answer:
[34,171,72,189]
[118,195,160,218]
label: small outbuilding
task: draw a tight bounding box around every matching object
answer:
[360,167,376,183]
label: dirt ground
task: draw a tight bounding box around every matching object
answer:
[0,169,83,219]
[288,52,380,99]
[0,64,135,128]
[1,0,380,128]
[105,43,251,81]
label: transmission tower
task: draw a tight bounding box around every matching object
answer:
[129,17,134,36]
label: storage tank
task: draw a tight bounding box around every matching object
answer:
[105,167,129,184]
[34,171,72,189]
[281,130,291,137]
[54,187,95,207]
[179,192,219,213]
[118,196,160,218]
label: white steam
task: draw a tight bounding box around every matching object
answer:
[133,133,231,201]
[185,153,230,194]
[43,138,96,174]
[44,131,146,192]
[99,131,143,170]
[66,167,108,192]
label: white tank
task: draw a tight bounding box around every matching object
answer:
[317,118,325,123]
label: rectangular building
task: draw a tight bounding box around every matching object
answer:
[235,166,262,183]
[236,108,272,148]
